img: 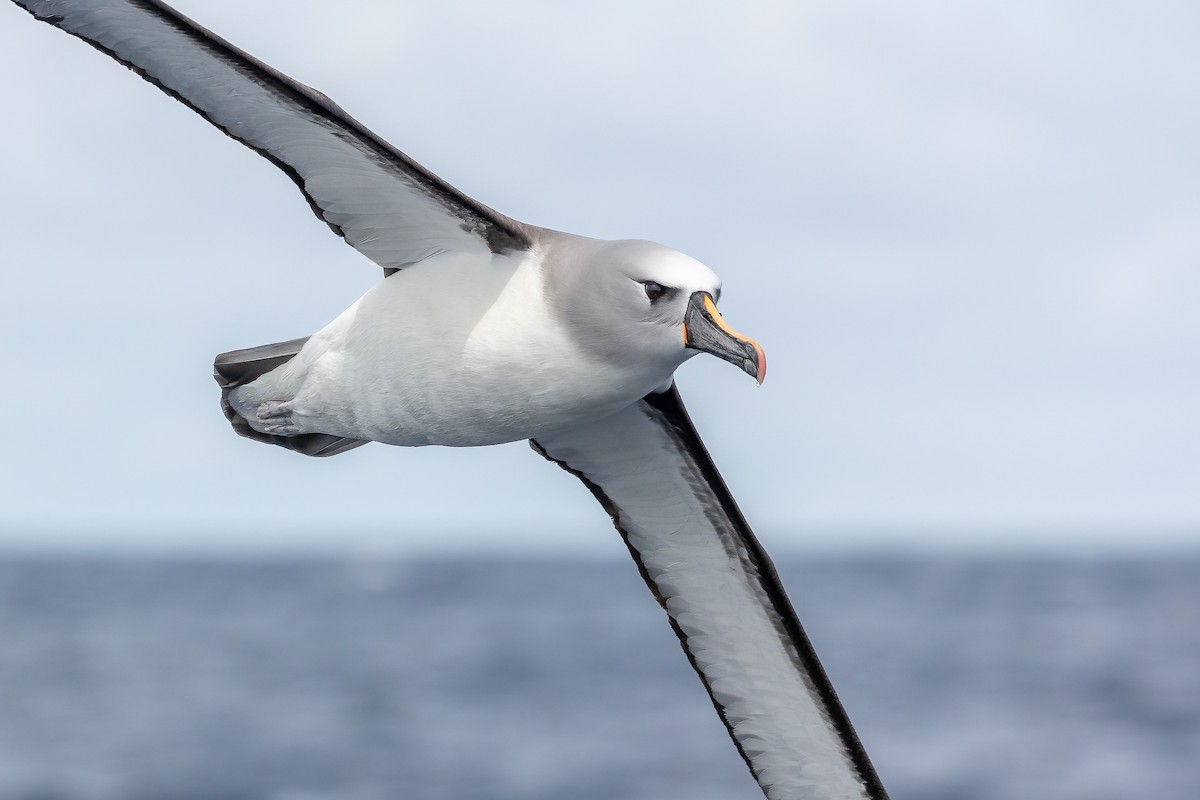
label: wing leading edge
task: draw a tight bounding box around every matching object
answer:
[13,0,532,271]
[532,385,889,800]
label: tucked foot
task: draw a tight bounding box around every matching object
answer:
[256,400,302,435]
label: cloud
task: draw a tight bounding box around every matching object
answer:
[1076,207,1200,333]
[2,0,1197,550]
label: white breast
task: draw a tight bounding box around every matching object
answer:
[282,249,663,447]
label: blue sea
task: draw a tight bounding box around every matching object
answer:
[1,554,1197,800]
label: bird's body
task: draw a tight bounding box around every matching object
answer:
[10,1,889,798]
[229,247,570,447]
[227,236,719,447]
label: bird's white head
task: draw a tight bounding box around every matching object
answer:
[544,237,765,388]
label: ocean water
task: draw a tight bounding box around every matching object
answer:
[0,554,1197,800]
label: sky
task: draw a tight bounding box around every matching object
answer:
[1,1,1197,555]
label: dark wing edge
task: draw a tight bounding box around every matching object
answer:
[532,384,889,800]
[640,386,889,798]
[15,0,533,267]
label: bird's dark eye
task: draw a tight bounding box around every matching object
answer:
[643,281,667,302]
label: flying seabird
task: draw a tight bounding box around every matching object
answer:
[11,2,889,798]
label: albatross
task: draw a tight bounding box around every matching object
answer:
[11,2,889,798]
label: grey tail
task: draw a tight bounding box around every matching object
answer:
[213,337,368,458]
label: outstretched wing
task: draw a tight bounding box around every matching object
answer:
[532,385,889,800]
[13,0,533,272]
